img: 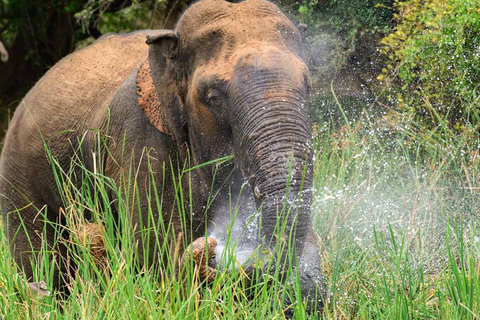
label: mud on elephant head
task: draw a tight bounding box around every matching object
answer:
[0,0,325,314]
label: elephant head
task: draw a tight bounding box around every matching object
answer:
[146,0,324,311]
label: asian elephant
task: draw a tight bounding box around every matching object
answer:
[0,0,325,313]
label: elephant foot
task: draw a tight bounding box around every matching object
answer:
[179,236,218,283]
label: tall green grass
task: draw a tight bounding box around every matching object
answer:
[0,131,318,319]
[311,96,480,318]
[1,99,480,319]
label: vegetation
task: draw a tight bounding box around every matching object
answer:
[2,104,480,318]
[1,0,480,318]
[379,0,480,129]
[0,136,318,319]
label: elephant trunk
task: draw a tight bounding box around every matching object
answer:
[230,65,313,258]
[245,102,312,253]
[225,48,324,312]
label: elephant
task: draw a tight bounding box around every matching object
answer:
[0,0,325,313]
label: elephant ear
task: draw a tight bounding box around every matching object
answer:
[146,30,178,82]
[144,30,188,155]
[136,60,171,135]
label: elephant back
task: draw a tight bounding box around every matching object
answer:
[0,31,152,211]
[12,31,150,138]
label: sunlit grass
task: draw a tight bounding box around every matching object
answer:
[1,98,480,318]
[0,131,319,319]
[311,98,480,319]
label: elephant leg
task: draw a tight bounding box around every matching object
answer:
[111,149,191,271]
[2,197,70,291]
[128,193,193,272]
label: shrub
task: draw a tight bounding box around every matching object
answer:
[379,0,480,129]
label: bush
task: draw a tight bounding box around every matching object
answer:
[379,0,480,129]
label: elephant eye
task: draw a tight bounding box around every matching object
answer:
[206,89,220,103]
[204,88,225,113]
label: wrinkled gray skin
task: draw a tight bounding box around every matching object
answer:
[0,0,325,313]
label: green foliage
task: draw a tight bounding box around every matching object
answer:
[98,3,156,33]
[75,0,171,35]
[293,0,395,70]
[380,0,480,129]
[301,0,394,34]
[283,0,395,127]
